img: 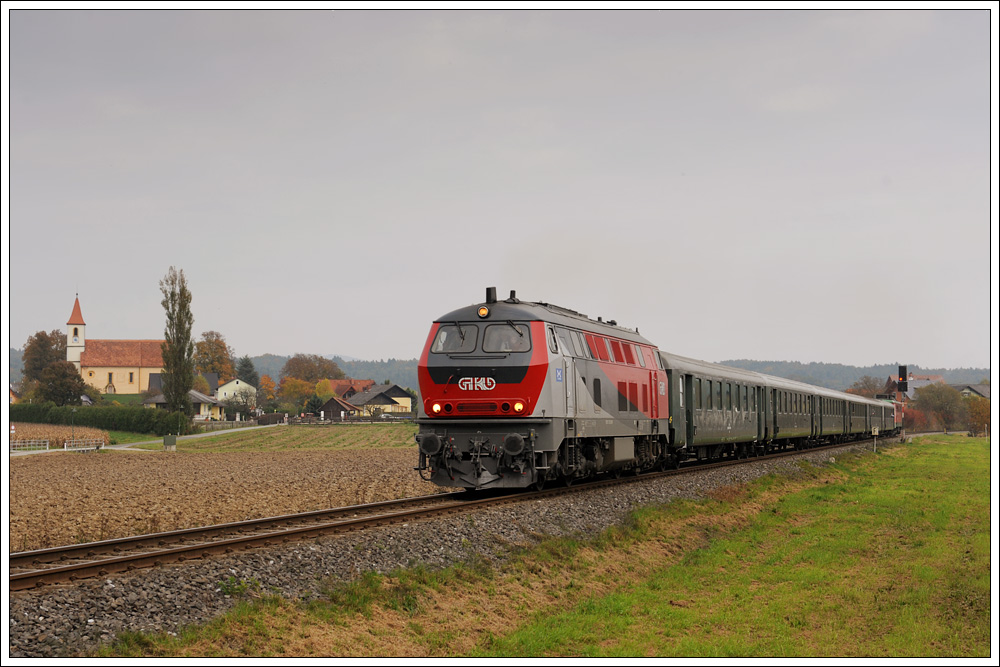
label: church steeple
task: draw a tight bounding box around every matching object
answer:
[67,294,86,370]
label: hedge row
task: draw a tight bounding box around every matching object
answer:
[9,403,192,436]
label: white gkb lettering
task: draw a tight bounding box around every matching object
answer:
[458,377,496,391]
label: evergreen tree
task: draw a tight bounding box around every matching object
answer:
[159,267,195,416]
[236,355,259,388]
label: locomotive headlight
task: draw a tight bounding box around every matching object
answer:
[432,403,442,414]
[513,401,525,413]
[478,306,489,318]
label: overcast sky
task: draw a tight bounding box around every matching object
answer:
[5,8,997,370]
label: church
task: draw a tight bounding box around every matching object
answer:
[66,296,165,395]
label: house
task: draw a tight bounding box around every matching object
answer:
[143,389,223,420]
[10,385,21,404]
[948,384,991,399]
[66,296,165,395]
[321,378,376,400]
[216,378,257,402]
[318,396,362,421]
[348,384,413,417]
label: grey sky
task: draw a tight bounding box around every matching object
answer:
[6,8,996,370]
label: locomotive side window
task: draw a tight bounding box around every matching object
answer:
[634,345,646,367]
[483,324,531,352]
[622,343,636,365]
[556,328,577,357]
[547,327,559,354]
[573,331,590,358]
[431,325,478,354]
[629,383,638,411]
[593,378,602,408]
[618,382,628,412]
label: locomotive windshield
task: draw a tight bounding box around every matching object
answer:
[483,323,531,353]
[431,324,478,353]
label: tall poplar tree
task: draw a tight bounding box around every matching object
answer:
[159,266,195,416]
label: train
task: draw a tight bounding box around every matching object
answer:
[415,288,901,490]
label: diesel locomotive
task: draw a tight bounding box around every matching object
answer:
[415,288,900,490]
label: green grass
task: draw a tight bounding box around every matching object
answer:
[477,435,991,657]
[92,435,991,658]
[127,423,418,452]
[107,430,164,445]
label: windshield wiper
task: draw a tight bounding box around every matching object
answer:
[454,321,466,343]
[506,320,524,336]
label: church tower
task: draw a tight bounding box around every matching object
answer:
[67,294,86,371]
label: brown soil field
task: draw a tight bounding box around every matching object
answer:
[8,448,445,552]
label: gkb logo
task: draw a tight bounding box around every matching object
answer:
[458,377,496,391]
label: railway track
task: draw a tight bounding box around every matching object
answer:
[9,438,885,592]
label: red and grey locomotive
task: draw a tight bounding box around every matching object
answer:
[416,288,899,490]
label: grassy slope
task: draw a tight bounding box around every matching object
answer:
[97,435,991,658]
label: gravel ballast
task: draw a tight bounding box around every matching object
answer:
[8,442,878,657]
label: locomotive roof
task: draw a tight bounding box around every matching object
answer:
[435,295,654,345]
[659,351,889,408]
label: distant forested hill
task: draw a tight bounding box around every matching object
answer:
[248,354,419,392]
[9,348,24,386]
[718,360,990,391]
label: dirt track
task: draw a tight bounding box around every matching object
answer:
[8,448,444,552]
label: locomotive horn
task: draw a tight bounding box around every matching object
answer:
[419,433,442,456]
[503,433,525,456]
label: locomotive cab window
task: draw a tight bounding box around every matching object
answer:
[431,325,478,354]
[483,324,531,353]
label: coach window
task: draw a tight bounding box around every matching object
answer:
[694,378,702,409]
[743,386,748,411]
[678,382,684,409]
[714,382,722,411]
[725,383,732,411]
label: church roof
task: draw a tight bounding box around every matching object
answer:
[67,296,86,326]
[80,340,165,368]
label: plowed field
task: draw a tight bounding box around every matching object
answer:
[8,448,445,552]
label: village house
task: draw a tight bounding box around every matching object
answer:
[143,389,223,420]
[348,384,413,417]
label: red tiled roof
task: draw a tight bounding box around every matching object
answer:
[324,378,376,396]
[67,297,86,325]
[80,340,165,368]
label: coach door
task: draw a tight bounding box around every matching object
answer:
[684,375,695,447]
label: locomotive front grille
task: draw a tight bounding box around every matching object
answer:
[456,402,498,413]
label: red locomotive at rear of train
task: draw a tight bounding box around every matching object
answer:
[415,288,898,490]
